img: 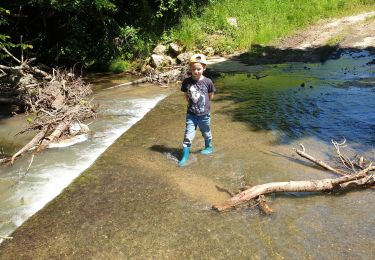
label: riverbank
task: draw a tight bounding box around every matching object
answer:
[208,11,375,68]
[172,1,375,56]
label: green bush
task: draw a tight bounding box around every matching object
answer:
[108,59,130,73]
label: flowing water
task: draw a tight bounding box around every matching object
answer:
[0,78,173,242]
[0,50,374,258]
[215,50,375,150]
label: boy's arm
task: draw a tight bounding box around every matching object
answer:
[208,79,215,100]
[181,79,189,102]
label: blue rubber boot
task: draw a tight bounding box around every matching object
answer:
[178,147,190,166]
[201,139,213,155]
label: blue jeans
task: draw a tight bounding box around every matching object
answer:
[182,113,212,148]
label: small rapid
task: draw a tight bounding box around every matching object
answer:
[0,81,171,242]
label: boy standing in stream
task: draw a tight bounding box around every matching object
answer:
[178,53,216,166]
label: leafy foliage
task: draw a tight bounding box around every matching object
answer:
[1,0,373,69]
[0,7,33,61]
[0,0,208,69]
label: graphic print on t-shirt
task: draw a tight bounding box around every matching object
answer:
[188,84,206,114]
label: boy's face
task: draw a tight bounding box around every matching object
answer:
[190,62,206,80]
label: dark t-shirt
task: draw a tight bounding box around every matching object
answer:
[181,76,215,116]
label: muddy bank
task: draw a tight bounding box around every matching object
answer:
[1,82,374,258]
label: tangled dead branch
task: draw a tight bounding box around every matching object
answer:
[1,48,97,165]
[213,140,375,214]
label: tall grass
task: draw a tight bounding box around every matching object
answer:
[171,0,375,54]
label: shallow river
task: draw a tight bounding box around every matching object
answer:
[0,50,374,258]
[0,77,173,242]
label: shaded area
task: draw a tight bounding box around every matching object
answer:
[236,44,375,65]
[149,144,181,159]
[0,105,16,120]
[0,1,211,66]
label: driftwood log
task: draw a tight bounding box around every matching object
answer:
[213,142,375,214]
[10,127,48,164]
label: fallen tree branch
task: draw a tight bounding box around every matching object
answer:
[1,47,21,64]
[213,167,374,212]
[11,127,48,164]
[295,144,348,176]
[106,77,150,90]
[105,67,186,90]
[331,138,357,172]
[257,195,275,215]
[26,154,35,173]
[213,142,375,214]
[38,121,69,151]
[1,68,97,165]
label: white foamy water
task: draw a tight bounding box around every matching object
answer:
[0,89,168,242]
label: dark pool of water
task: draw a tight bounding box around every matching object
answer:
[216,50,375,151]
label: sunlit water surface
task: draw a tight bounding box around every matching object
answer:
[217,50,375,151]
[0,80,171,242]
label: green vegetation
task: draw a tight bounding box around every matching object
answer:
[108,59,131,73]
[364,14,375,21]
[0,7,32,60]
[0,0,207,70]
[326,35,345,47]
[0,0,374,71]
[171,0,375,55]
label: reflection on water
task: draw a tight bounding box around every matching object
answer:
[217,50,375,150]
